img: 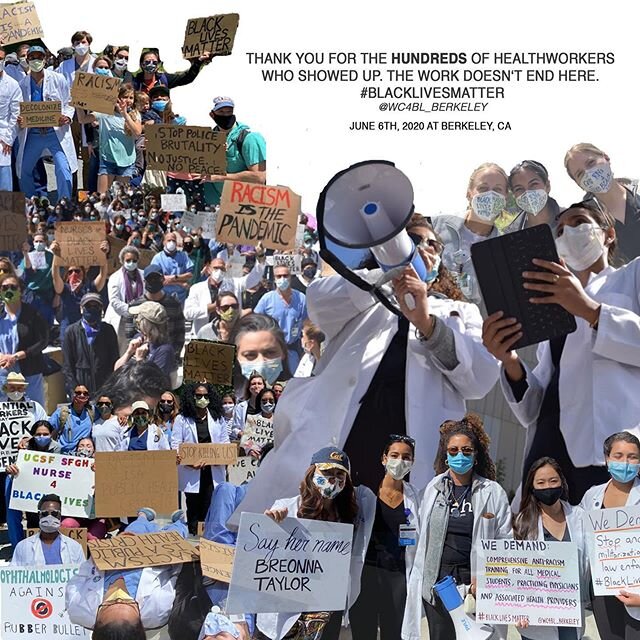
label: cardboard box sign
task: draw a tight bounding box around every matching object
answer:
[26,527,88,557]
[55,221,107,267]
[200,539,235,583]
[0,401,35,467]
[0,1,44,46]
[183,340,235,386]
[182,13,240,58]
[179,443,238,466]
[20,101,62,127]
[70,72,121,114]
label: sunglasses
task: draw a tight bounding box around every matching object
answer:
[74,390,90,397]
[39,509,61,519]
[194,393,209,399]
[96,402,112,408]
[67,268,82,274]
[1,284,18,292]
[447,446,475,456]
[389,434,416,447]
[408,232,444,254]
[219,303,239,312]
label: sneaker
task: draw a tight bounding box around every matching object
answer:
[137,507,156,522]
[171,509,186,524]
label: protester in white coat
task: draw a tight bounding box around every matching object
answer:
[259,447,376,640]
[117,401,169,451]
[402,415,512,640]
[514,457,590,640]
[484,200,640,504]
[580,432,640,639]
[0,47,21,191]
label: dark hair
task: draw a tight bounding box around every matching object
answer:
[302,320,325,345]
[259,441,274,464]
[297,466,358,524]
[179,381,222,421]
[216,289,238,304]
[95,362,170,410]
[256,387,276,414]
[243,373,267,402]
[37,493,61,510]
[92,619,146,640]
[139,48,160,66]
[71,30,92,45]
[383,435,415,457]
[603,431,640,458]
[434,413,496,479]
[154,390,180,426]
[508,160,550,190]
[0,272,24,292]
[514,457,568,540]
[30,420,53,436]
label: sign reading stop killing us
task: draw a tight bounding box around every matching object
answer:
[226,513,353,614]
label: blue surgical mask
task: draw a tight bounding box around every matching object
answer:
[152,100,167,112]
[34,435,51,448]
[275,277,290,291]
[608,461,640,484]
[241,359,283,386]
[425,254,441,284]
[95,67,112,77]
[447,451,474,475]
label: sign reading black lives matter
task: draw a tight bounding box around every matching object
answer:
[226,513,353,614]
[183,13,240,58]
[0,401,34,468]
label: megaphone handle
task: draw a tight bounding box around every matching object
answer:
[404,293,416,311]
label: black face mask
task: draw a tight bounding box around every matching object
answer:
[213,113,236,130]
[303,268,317,280]
[158,402,173,414]
[532,487,563,506]
[145,278,163,294]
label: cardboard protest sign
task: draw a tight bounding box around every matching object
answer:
[0,1,44,46]
[55,221,106,267]
[0,191,25,213]
[0,211,26,251]
[228,456,259,485]
[182,13,240,58]
[94,450,178,517]
[180,210,218,238]
[88,530,198,570]
[10,450,94,518]
[178,443,238,466]
[20,101,62,128]
[106,236,127,275]
[476,539,581,628]
[0,565,90,640]
[70,72,121,114]
[586,505,640,595]
[145,125,227,175]
[240,415,274,452]
[183,340,235,385]
[216,182,301,251]
[26,527,88,558]
[200,539,235,583]
[0,401,34,468]
[273,253,302,274]
[161,193,187,212]
[226,513,353,614]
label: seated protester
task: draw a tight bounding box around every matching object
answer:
[92,394,125,452]
[49,384,95,454]
[119,400,169,451]
[66,506,187,633]
[514,457,590,640]
[5,421,62,550]
[259,447,375,640]
[220,393,240,441]
[196,290,241,342]
[402,415,512,640]
[0,372,47,419]
[581,432,640,639]
[239,387,276,458]
[290,257,319,294]
[150,231,193,304]
[233,372,266,432]
[62,293,119,398]
[154,390,180,441]
[293,320,325,378]
[172,382,228,535]
[11,493,85,565]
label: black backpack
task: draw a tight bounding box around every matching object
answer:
[167,561,212,640]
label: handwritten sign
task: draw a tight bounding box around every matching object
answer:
[183,13,239,58]
[26,527,88,558]
[161,193,187,212]
[0,401,34,468]
[10,450,94,518]
[88,530,198,570]
[183,340,235,385]
[226,513,353,614]
[217,181,300,251]
[70,72,121,114]
[476,539,581,628]
[20,101,61,128]
[228,456,259,485]
[145,126,227,175]
[180,210,218,238]
[0,565,90,640]
[178,443,238,466]
[200,539,235,583]
[94,451,178,517]
[586,505,640,595]
[55,221,106,267]
[240,414,274,453]
[0,1,44,46]
[272,253,302,274]
[0,212,26,251]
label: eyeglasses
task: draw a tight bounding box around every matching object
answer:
[97,599,140,615]
[39,509,61,518]
[219,303,239,312]
[74,390,90,397]
[1,284,18,292]
[389,434,416,447]
[447,446,475,456]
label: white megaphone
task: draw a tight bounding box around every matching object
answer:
[317,160,427,313]
[433,576,494,640]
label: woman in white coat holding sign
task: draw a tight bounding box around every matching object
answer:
[580,432,640,640]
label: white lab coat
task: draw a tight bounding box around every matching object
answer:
[581,477,640,621]
[118,423,170,451]
[500,261,640,468]
[104,266,145,334]
[256,484,376,640]
[231,274,499,523]
[11,531,85,566]
[0,71,21,165]
[402,472,512,640]
[402,481,421,583]
[65,557,180,630]
[514,502,590,640]
[184,262,266,336]
[16,69,77,177]
[56,55,96,87]
[171,413,229,491]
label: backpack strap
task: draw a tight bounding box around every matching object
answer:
[234,128,250,162]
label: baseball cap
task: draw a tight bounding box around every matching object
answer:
[149,85,170,101]
[212,96,234,112]
[310,447,350,474]
[27,46,46,57]
[131,400,150,413]
[80,292,103,308]
[143,264,163,279]
[129,300,167,324]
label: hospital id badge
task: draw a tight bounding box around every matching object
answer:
[399,524,416,547]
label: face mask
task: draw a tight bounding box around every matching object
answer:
[241,358,283,386]
[165,240,177,253]
[143,60,158,73]
[555,223,606,272]
[424,253,441,284]
[28,59,44,73]
[580,163,613,194]
[151,100,167,112]
[158,402,173,414]
[447,451,474,475]
[516,189,548,215]
[213,113,236,130]
[31,216,40,225]
[76,447,93,458]
[608,461,640,484]
[261,401,275,413]
[471,191,505,222]
[222,403,234,414]
[74,44,89,56]
[145,278,163,294]
[132,414,149,429]
[532,486,563,506]
[384,458,413,481]
[47,233,55,243]
[33,241,45,252]
[302,268,316,280]
[82,306,102,325]
[114,58,128,70]
[19,56,29,70]
[275,277,290,291]
[95,67,111,77]
[312,472,345,499]
[131,238,141,247]
[39,514,61,533]
[219,307,239,323]
[1,289,20,303]
[115,223,125,232]
[124,260,138,272]
[195,397,210,409]
[210,268,224,283]
[7,390,24,401]
[105,588,134,603]
[34,435,51,448]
